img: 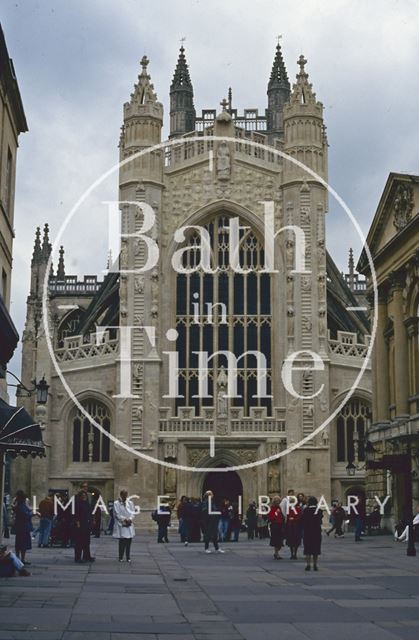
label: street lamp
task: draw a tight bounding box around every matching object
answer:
[346,461,357,476]
[35,376,49,405]
[7,371,50,405]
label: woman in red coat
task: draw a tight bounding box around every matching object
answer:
[268,496,284,560]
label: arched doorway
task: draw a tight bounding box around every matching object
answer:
[202,466,243,505]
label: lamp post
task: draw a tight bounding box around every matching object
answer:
[7,372,50,404]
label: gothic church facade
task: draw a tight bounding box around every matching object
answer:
[13,44,371,508]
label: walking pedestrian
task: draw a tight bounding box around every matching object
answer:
[268,496,285,560]
[37,494,54,548]
[201,491,224,553]
[326,502,345,538]
[302,496,323,571]
[74,490,95,563]
[113,490,136,562]
[246,502,257,540]
[155,504,171,543]
[218,499,230,542]
[12,490,33,565]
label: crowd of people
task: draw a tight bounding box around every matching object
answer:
[2,484,418,578]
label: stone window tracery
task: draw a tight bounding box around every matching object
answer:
[336,398,370,463]
[72,400,111,462]
[175,213,272,416]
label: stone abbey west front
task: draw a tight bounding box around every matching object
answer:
[13,44,372,508]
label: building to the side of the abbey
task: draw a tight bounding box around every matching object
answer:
[12,44,372,508]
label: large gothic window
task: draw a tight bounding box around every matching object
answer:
[336,398,370,463]
[57,309,84,348]
[175,214,272,416]
[72,400,111,462]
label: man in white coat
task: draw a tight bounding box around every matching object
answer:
[113,490,136,562]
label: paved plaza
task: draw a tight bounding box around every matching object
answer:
[0,533,419,640]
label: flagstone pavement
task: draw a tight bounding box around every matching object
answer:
[1,532,419,640]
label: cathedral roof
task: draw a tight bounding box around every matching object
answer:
[326,251,370,338]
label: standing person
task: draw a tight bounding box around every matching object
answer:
[246,502,257,540]
[155,504,171,543]
[37,494,54,548]
[106,501,115,535]
[113,490,136,562]
[91,491,102,538]
[218,499,230,543]
[285,501,302,559]
[177,496,189,545]
[190,497,202,543]
[74,490,95,563]
[56,495,73,548]
[257,512,268,539]
[268,496,285,560]
[201,491,224,554]
[326,502,345,538]
[280,489,295,519]
[230,503,242,542]
[297,493,307,509]
[13,491,33,565]
[302,496,323,571]
[354,501,365,542]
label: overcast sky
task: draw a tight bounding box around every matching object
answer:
[2,0,418,381]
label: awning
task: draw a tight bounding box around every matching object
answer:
[0,398,45,458]
[0,294,19,377]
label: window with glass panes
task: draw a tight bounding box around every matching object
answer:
[72,400,111,462]
[336,398,370,463]
[175,214,272,416]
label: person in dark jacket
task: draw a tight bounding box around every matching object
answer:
[177,496,190,545]
[302,496,323,571]
[189,498,202,542]
[285,503,303,559]
[326,502,345,538]
[13,491,33,565]
[268,496,285,560]
[246,502,258,540]
[91,491,102,538]
[74,491,95,563]
[156,505,171,543]
[201,491,224,553]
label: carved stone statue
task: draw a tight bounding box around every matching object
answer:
[164,466,177,493]
[217,142,231,179]
[216,366,228,417]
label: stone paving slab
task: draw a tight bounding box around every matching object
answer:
[1,534,419,639]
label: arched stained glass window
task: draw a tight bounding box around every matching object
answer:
[175,213,272,416]
[72,400,111,462]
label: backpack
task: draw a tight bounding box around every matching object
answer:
[151,510,158,522]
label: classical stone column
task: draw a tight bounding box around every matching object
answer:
[375,286,390,422]
[390,271,409,416]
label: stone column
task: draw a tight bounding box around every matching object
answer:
[390,271,409,416]
[375,286,390,422]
